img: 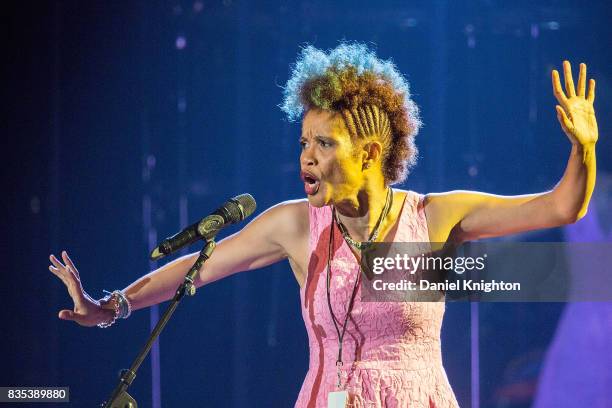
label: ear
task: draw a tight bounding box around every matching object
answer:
[361,140,383,168]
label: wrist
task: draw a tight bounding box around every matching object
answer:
[572,142,595,153]
[97,290,132,328]
[97,306,115,323]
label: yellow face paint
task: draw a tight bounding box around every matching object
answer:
[299,109,369,208]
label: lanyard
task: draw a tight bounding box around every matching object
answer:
[326,208,361,390]
[326,189,392,389]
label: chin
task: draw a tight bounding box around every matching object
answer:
[306,189,331,208]
[306,194,326,208]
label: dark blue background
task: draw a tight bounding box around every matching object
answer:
[4,0,611,406]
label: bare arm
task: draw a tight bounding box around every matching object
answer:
[123,199,308,311]
[425,61,598,243]
[49,199,308,325]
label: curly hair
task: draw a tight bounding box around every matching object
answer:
[280,42,422,185]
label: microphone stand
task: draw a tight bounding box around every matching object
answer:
[101,240,217,408]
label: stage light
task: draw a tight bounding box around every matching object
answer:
[544,21,560,30]
[175,35,187,50]
[468,165,478,178]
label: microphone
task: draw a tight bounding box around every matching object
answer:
[150,193,256,260]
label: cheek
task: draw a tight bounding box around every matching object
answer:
[337,154,362,177]
[323,155,361,187]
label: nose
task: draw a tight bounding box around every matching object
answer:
[300,146,317,167]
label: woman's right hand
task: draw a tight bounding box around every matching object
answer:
[49,250,114,327]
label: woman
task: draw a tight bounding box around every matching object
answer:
[49,43,598,407]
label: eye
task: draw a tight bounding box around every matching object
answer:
[299,140,308,150]
[318,139,333,148]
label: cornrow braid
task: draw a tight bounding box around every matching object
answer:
[340,104,392,153]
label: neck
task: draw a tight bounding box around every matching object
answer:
[334,178,389,242]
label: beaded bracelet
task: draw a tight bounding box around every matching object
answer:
[115,290,132,319]
[97,290,132,328]
[97,292,119,328]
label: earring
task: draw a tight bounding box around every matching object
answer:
[364,162,371,169]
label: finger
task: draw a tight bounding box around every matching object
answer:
[563,60,576,97]
[587,78,596,103]
[50,264,83,303]
[66,265,85,295]
[556,105,573,133]
[577,63,587,97]
[58,309,86,321]
[65,265,87,306]
[58,309,75,320]
[62,251,80,280]
[49,265,69,286]
[49,255,73,284]
[49,254,66,270]
[552,70,568,106]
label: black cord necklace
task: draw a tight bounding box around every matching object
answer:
[334,187,393,251]
[326,187,393,389]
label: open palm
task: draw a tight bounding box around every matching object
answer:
[552,60,598,146]
[49,251,108,327]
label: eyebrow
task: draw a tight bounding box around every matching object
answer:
[299,134,333,141]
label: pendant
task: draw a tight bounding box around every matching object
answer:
[328,390,348,408]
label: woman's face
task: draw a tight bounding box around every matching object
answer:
[299,109,366,207]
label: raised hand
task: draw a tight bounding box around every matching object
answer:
[49,250,112,327]
[552,61,598,147]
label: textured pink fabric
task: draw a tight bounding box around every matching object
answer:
[295,190,459,408]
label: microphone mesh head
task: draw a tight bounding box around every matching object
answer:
[230,193,257,221]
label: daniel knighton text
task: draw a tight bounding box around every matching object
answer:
[372,279,521,293]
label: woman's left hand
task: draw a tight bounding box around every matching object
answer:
[552,60,598,147]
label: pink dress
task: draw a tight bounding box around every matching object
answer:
[295,190,459,407]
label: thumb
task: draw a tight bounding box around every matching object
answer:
[58,310,76,320]
[556,105,574,132]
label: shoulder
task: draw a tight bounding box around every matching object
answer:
[264,199,309,237]
[422,190,494,242]
[422,190,474,223]
[423,190,470,210]
[422,191,442,213]
[392,188,421,209]
[390,188,411,200]
[268,198,309,217]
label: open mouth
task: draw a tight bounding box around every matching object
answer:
[300,171,320,195]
